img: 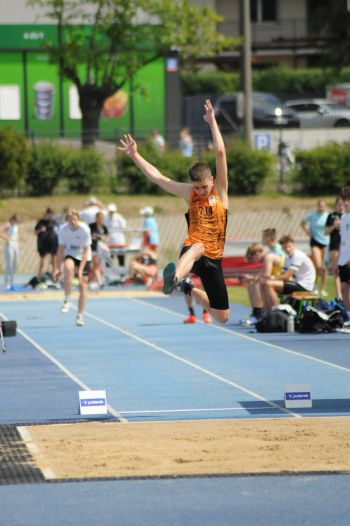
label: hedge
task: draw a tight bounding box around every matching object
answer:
[293,142,350,195]
[180,66,350,98]
[0,127,31,193]
[27,143,105,196]
[118,139,274,195]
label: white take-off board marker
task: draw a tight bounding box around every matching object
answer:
[79,390,108,415]
[284,384,312,409]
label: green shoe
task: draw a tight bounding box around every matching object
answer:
[162,262,177,295]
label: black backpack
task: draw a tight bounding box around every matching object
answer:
[256,311,289,333]
[298,306,344,333]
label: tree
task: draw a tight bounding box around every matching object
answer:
[309,1,350,70]
[28,0,238,147]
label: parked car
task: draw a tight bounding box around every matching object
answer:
[213,92,300,132]
[283,98,350,128]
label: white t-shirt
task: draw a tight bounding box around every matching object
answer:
[79,205,102,225]
[5,223,18,242]
[284,248,316,291]
[58,222,92,261]
[338,212,350,265]
[105,213,127,245]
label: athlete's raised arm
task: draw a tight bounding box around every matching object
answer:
[118,134,191,201]
[203,99,228,207]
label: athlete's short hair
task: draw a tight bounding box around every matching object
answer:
[262,228,277,240]
[279,234,294,245]
[67,208,80,220]
[246,242,264,261]
[340,186,350,200]
[188,162,212,182]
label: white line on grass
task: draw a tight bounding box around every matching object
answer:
[82,309,299,418]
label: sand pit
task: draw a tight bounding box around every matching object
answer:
[22,417,350,479]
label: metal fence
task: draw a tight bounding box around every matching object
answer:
[5,208,311,279]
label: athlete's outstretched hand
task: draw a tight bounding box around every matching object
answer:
[118,134,137,157]
[203,99,215,126]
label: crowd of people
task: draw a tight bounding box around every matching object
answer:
[240,193,350,327]
[0,197,161,326]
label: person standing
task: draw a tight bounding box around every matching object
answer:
[140,207,159,251]
[150,129,165,155]
[179,128,193,158]
[79,197,103,225]
[89,212,109,289]
[337,187,350,324]
[105,203,127,267]
[34,208,59,277]
[300,198,329,296]
[54,209,92,327]
[325,196,344,301]
[0,214,19,291]
[119,99,230,324]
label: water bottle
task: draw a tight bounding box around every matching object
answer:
[287,313,295,333]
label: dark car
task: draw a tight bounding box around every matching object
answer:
[213,92,300,132]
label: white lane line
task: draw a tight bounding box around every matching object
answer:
[133,298,350,375]
[83,309,299,418]
[18,426,56,479]
[41,468,56,480]
[118,406,279,415]
[0,310,127,422]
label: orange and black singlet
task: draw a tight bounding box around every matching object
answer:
[183,189,227,260]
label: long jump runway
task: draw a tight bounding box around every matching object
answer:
[1,292,350,525]
[1,294,350,422]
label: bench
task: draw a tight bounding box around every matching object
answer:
[221,256,263,279]
[287,291,321,319]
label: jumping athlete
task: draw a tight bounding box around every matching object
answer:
[119,99,229,324]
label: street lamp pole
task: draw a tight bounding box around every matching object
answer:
[242,0,253,147]
[274,107,287,191]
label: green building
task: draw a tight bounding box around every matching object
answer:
[0,23,170,141]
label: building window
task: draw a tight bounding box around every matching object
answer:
[251,0,277,22]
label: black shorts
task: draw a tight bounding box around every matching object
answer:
[180,246,229,310]
[38,238,58,257]
[282,281,308,295]
[310,238,327,249]
[64,256,91,276]
[329,242,340,252]
[338,264,350,284]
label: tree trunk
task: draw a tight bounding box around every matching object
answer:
[79,85,106,148]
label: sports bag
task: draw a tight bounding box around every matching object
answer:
[256,311,289,333]
[298,306,344,333]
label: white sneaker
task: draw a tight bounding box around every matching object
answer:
[241,316,258,327]
[76,314,85,326]
[61,300,71,314]
[320,290,328,297]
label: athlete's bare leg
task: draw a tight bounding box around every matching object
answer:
[175,243,204,281]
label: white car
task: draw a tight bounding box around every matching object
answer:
[283,98,350,128]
